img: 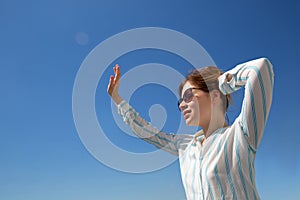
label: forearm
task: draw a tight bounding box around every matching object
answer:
[219,58,274,148]
[112,94,123,106]
[118,100,179,155]
[219,58,274,94]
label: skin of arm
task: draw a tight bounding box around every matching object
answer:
[107,64,190,156]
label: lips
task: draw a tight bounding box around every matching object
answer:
[183,110,191,119]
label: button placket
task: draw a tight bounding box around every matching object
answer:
[198,142,205,200]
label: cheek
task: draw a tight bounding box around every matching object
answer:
[202,103,212,118]
[188,101,201,121]
[189,100,200,112]
[196,99,211,116]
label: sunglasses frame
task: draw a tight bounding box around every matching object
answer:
[178,87,202,110]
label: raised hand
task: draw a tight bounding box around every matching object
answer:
[107,64,123,105]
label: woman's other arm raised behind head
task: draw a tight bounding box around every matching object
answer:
[219,58,274,150]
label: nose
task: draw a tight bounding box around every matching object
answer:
[179,101,188,111]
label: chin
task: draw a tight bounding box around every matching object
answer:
[185,117,199,126]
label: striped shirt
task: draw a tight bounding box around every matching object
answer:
[118,58,274,200]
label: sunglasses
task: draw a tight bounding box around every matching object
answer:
[178,87,202,110]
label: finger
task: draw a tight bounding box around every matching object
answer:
[108,75,115,87]
[107,75,115,94]
[115,64,120,81]
[110,75,115,82]
[113,65,116,75]
[113,64,119,75]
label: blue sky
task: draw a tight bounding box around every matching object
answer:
[1,0,299,199]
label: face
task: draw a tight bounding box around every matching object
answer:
[179,81,212,126]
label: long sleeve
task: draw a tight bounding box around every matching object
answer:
[118,101,192,156]
[219,57,274,150]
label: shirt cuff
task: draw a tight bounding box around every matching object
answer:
[117,100,137,123]
[218,73,236,95]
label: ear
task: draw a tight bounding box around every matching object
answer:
[210,90,221,104]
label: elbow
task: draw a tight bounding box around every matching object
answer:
[257,57,271,67]
[263,57,274,76]
[263,57,272,67]
[257,57,274,77]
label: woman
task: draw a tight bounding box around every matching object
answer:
[107,58,274,200]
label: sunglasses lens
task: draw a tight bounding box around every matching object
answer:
[184,89,194,103]
[178,88,194,110]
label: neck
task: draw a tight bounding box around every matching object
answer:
[202,116,225,138]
